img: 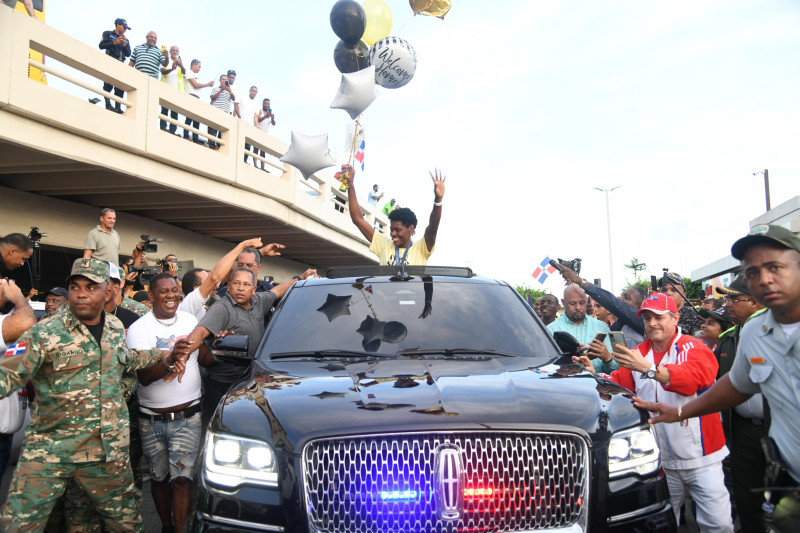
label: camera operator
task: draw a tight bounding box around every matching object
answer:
[158,254,179,279]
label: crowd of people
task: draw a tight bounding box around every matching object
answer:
[522,227,799,533]
[0,208,315,531]
[97,16,276,165]
[1,193,800,533]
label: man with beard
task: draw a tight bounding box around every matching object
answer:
[127,272,203,533]
[547,284,617,373]
[0,258,190,531]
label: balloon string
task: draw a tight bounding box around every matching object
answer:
[396,12,414,35]
[347,115,361,167]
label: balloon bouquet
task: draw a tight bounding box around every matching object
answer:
[282,0,452,185]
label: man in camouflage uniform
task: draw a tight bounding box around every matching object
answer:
[0,258,189,532]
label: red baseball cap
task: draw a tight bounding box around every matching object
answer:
[636,293,678,317]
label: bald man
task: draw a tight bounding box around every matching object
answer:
[546,284,618,373]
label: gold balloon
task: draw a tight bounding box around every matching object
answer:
[409,0,452,19]
[361,0,393,46]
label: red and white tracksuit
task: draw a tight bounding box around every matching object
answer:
[606,329,733,533]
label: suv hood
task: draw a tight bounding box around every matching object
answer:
[218,357,642,450]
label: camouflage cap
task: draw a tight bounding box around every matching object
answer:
[66,257,109,284]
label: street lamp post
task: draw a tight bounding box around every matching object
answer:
[594,186,620,294]
[752,169,771,211]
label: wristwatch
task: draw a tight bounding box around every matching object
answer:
[580,278,589,289]
[643,363,657,379]
[162,356,176,371]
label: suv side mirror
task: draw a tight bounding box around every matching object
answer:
[208,334,251,366]
[553,331,581,355]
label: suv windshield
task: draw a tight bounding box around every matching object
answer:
[260,277,559,360]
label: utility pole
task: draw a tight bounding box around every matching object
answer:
[753,169,771,211]
[593,186,620,294]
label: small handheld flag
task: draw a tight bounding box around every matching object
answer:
[531,257,557,284]
[354,140,365,171]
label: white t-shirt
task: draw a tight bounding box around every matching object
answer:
[256,109,271,133]
[178,288,209,321]
[126,310,201,408]
[239,96,258,125]
[184,74,205,98]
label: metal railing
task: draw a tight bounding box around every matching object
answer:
[0,9,387,237]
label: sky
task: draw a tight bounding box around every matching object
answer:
[44,1,800,295]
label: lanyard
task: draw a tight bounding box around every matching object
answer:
[395,240,412,266]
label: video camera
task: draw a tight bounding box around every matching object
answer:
[548,257,582,276]
[28,227,47,243]
[140,234,162,253]
[129,265,161,287]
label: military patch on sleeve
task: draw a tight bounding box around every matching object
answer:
[750,356,765,364]
[4,343,26,356]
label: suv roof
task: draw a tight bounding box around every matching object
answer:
[326,265,476,279]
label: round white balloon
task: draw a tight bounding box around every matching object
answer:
[369,36,417,89]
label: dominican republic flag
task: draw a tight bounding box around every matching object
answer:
[531,257,557,284]
[4,343,26,356]
[354,140,365,171]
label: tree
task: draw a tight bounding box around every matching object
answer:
[624,257,648,282]
[683,277,703,300]
[515,284,548,305]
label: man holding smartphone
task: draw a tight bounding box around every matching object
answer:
[576,293,732,532]
[208,74,232,149]
[546,283,618,374]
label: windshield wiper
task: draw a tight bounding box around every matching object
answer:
[269,350,395,360]
[396,348,517,358]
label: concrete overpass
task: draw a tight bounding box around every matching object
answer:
[0,10,386,288]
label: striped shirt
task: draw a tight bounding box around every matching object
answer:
[211,84,232,113]
[130,43,164,78]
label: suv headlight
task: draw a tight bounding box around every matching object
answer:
[204,431,278,488]
[608,426,660,478]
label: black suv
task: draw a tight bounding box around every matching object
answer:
[190,266,675,532]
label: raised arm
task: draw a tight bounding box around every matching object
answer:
[270,269,316,300]
[196,237,266,299]
[559,266,645,335]
[345,165,375,242]
[0,280,36,345]
[423,169,446,252]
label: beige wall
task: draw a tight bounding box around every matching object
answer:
[0,186,310,281]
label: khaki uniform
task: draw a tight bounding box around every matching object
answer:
[0,306,163,532]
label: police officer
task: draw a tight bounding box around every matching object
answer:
[635,224,800,532]
[0,258,190,532]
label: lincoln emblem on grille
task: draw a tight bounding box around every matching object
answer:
[434,443,464,520]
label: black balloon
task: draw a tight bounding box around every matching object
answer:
[330,0,367,45]
[333,39,370,74]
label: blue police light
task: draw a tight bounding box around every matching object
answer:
[379,489,418,502]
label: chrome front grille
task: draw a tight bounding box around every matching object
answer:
[302,431,588,533]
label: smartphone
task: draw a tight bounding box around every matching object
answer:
[609,332,626,349]
[593,332,607,343]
